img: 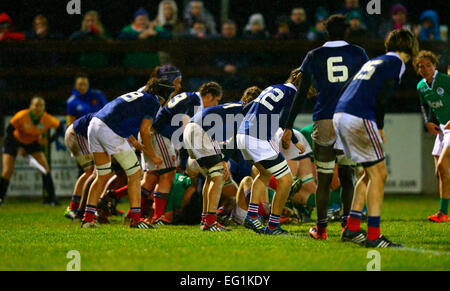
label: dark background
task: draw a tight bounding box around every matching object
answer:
[2,0,449,38]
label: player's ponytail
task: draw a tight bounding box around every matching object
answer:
[144,77,175,101]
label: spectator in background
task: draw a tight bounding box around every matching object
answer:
[0,12,25,41]
[378,4,411,39]
[24,15,64,67]
[289,7,310,39]
[183,1,217,36]
[418,10,441,41]
[306,7,328,41]
[179,20,211,39]
[243,13,270,40]
[118,7,169,76]
[334,0,373,32]
[25,15,64,40]
[69,11,109,68]
[70,10,109,41]
[215,20,248,90]
[66,74,107,126]
[274,15,294,40]
[154,0,186,37]
[346,10,368,40]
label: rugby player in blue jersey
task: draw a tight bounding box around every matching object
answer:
[334,29,418,248]
[184,86,261,231]
[236,69,304,235]
[282,15,369,240]
[81,77,175,228]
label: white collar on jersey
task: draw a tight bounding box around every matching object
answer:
[196,92,204,108]
[284,83,298,91]
[423,70,439,90]
[322,40,349,47]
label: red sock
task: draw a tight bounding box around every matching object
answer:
[153,193,169,220]
[129,207,141,223]
[367,226,380,241]
[113,186,128,200]
[205,213,217,226]
[83,205,96,223]
[69,201,80,211]
[347,216,362,231]
[268,176,278,190]
[258,201,269,217]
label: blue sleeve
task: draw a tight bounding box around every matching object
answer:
[300,51,314,75]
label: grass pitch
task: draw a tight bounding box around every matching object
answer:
[0,195,448,271]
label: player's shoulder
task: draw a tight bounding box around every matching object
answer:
[436,71,450,81]
[66,95,77,105]
[90,89,105,97]
[417,78,427,90]
[14,109,30,118]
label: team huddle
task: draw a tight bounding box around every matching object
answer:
[2,15,449,248]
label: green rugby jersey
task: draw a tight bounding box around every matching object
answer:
[165,173,192,212]
[417,71,450,125]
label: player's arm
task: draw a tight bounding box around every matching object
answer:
[139,118,163,168]
[418,90,440,135]
[280,72,312,146]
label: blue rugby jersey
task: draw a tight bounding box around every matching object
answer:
[94,90,161,138]
[335,52,405,121]
[153,92,203,140]
[66,89,107,119]
[238,83,297,140]
[300,40,369,121]
[72,113,94,138]
[191,101,244,143]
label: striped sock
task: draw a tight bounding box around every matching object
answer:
[130,207,141,223]
[268,213,280,230]
[247,203,259,219]
[83,204,96,223]
[317,219,328,235]
[367,216,381,241]
[347,210,362,231]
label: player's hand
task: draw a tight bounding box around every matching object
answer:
[295,142,305,154]
[131,141,144,152]
[378,129,385,144]
[426,122,441,135]
[150,155,163,169]
[282,129,292,149]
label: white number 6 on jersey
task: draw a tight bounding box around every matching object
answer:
[327,57,348,83]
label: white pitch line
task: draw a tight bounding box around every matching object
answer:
[394,247,450,256]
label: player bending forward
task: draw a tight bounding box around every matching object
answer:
[334,28,419,248]
[237,69,304,235]
[81,76,174,228]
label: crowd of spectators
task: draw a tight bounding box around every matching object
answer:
[1,1,448,43]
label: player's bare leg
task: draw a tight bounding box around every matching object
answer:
[153,170,175,221]
[82,151,113,227]
[244,163,271,232]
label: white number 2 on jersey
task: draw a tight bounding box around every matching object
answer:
[354,60,383,80]
[327,57,348,83]
[256,87,284,111]
[120,91,144,102]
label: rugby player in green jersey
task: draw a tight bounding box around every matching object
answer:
[415,50,450,222]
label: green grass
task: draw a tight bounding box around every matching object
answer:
[0,195,449,271]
